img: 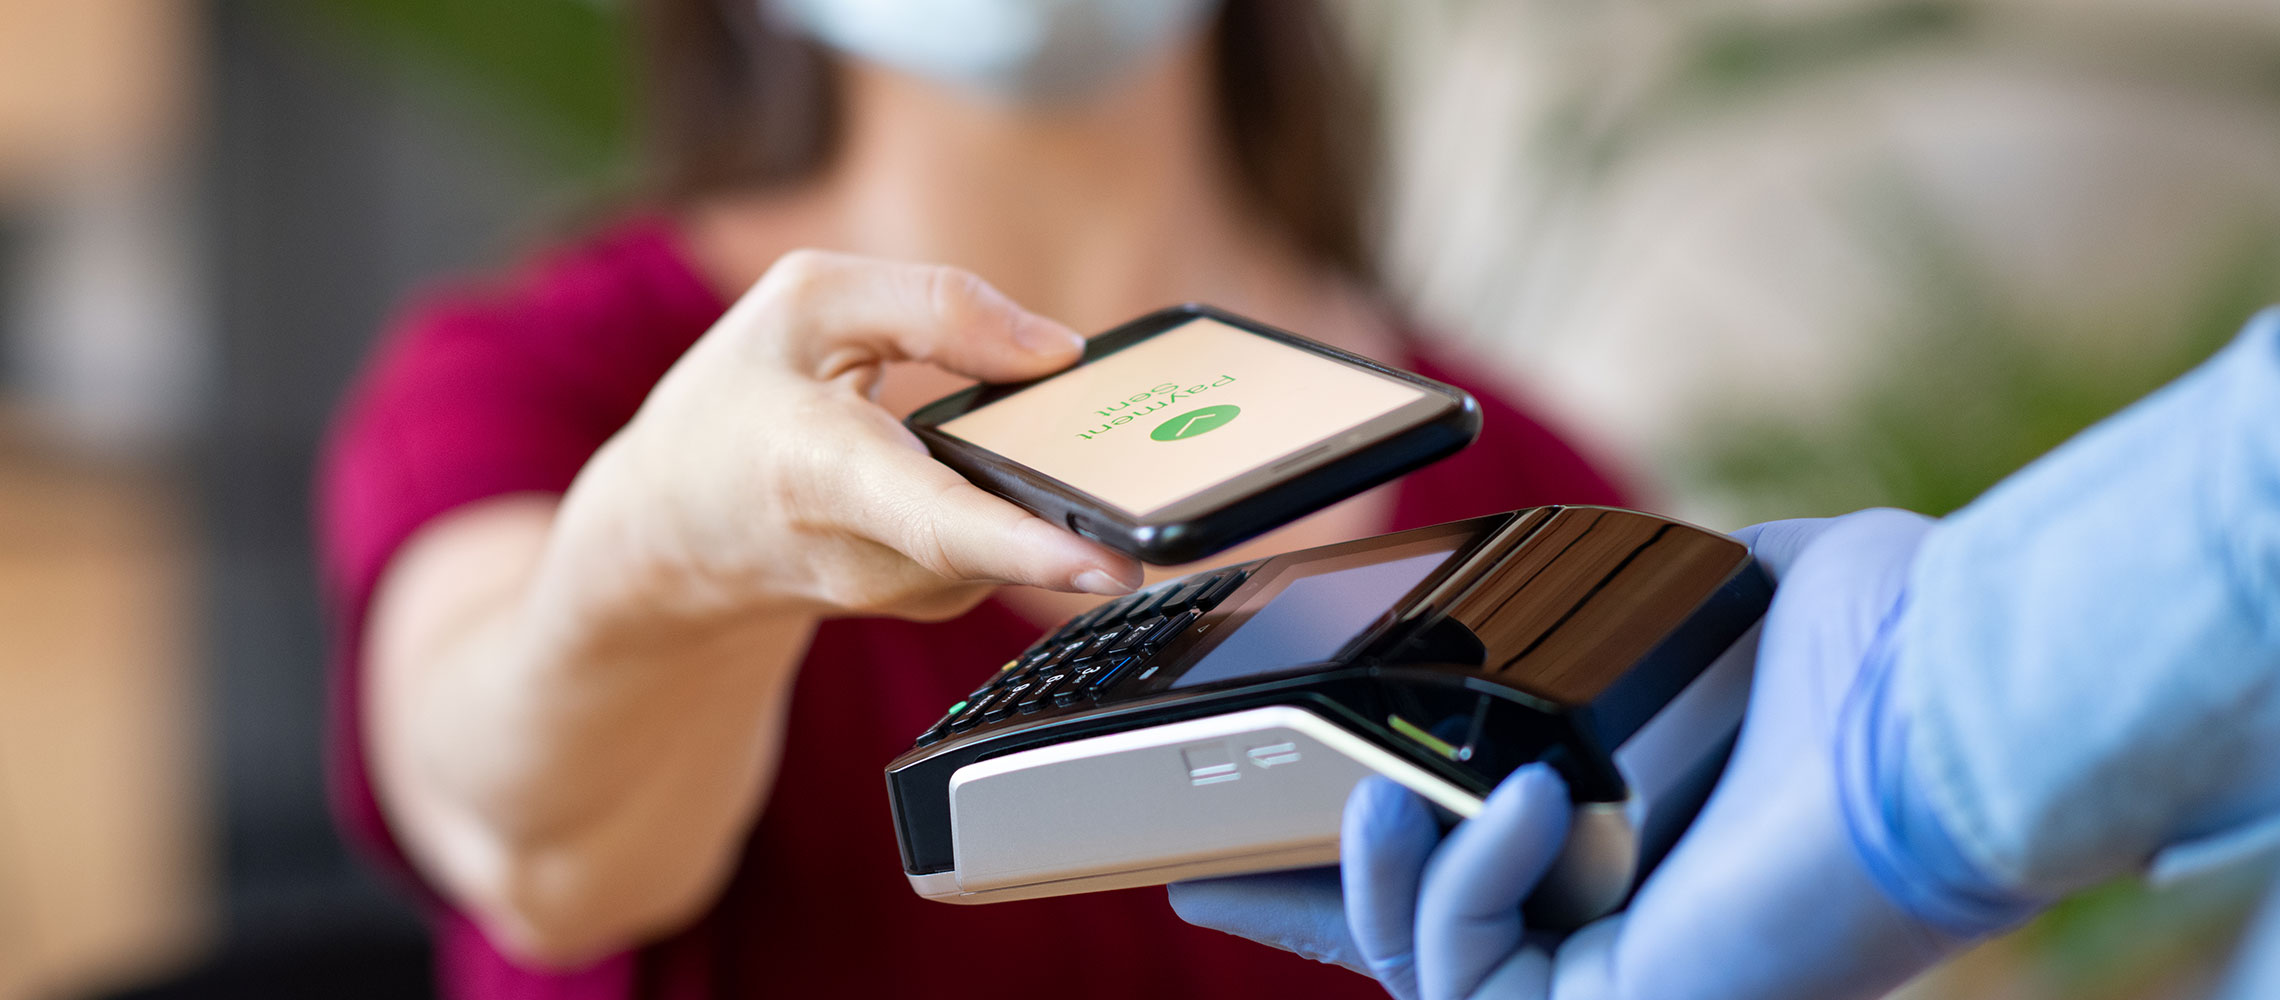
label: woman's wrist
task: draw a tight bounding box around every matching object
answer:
[522,434,822,671]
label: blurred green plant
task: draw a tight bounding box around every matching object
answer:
[1681,0,1971,103]
[1689,202,2280,522]
[1518,0,2280,229]
[253,0,637,181]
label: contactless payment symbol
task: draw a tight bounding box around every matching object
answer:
[1150,404,1241,442]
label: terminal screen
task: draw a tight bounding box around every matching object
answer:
[1170,534,1463,690]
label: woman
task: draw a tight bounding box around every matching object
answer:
[318,0,1626,996]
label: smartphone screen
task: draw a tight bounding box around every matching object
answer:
[936,317,1428,516]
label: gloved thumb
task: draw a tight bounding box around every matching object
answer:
[1344,776,1441,1000]
[1415,765,1568,1000]
[1733,517,1837,582]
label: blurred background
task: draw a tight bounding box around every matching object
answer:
[0,1,2274,998]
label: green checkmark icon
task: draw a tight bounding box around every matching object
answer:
[1150,404,1241,441]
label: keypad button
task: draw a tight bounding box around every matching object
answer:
[972,658,1024,697]
[1049,611,1103,644]
[1152,578,1211,614]
[1018,674,1068,711]
[922,699,970,742]
[1108,616,1166,654]
[1087,593,1145,625]
[1084,656,1140,691]
[1192,571,1248,610]
[1120,587,1180,622]
[981,684,1031,722]
[967,686,1012,717]
[1155,608,1201,642]
[1077,627,1126,660]
[1029,645,1073,674]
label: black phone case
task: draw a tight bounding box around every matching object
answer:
[905,304,1481,564]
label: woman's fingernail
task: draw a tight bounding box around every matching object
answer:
[1018,320,1086,356]
[1073,569,1135,596]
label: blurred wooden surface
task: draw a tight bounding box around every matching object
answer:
[0,435,208,1000]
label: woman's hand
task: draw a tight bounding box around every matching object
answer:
[549,248,1141,632]
[366,251,1139,969]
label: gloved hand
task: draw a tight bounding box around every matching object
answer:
[1172,509,2003,1000]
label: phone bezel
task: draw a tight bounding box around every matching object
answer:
[905,304,1480,564]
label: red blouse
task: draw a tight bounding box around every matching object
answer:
[317,216,1627,999]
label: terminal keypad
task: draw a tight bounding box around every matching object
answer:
[918,565,1253,743]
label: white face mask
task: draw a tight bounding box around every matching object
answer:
[767,0,1224,104]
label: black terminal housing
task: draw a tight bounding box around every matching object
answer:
[885,506,1772,879]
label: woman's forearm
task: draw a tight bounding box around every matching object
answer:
[361,254,1140,969]
[366,491,817,968]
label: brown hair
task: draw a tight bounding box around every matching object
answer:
[633,0,1378,278]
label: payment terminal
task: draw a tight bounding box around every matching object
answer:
[884,506,1769,926]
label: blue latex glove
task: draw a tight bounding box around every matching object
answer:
[1174,509,1982,1000]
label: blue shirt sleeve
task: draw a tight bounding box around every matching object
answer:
[1847,308,2280,929]
[2216,877,2280,1000]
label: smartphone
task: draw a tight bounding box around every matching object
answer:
[905,304,1480,564]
